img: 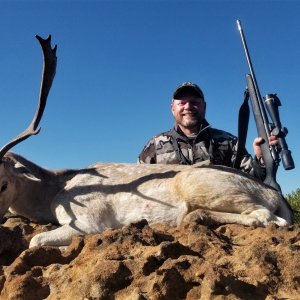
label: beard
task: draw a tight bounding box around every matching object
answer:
[178,113,202,129]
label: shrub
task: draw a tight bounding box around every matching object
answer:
[285,188,300,224]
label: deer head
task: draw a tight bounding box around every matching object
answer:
[0,35,57,216]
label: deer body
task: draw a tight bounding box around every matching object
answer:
[0,152,292,248]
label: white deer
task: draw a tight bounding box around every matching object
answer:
[0,36,293,248]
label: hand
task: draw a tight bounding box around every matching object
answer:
[253,135,278,160]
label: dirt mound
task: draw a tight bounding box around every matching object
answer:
[0,216,299,299]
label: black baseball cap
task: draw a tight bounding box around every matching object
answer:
[173,82,204,99]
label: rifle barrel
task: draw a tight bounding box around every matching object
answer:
[236,20,256,83]
[236,19,270,138]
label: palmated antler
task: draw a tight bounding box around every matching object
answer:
[0,35,57,161]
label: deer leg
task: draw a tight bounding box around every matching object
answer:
[29,220,104,247]
[181,208,287,228]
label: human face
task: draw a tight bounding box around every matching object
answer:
[171,94,206,133]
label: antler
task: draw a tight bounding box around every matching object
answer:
[0,35,57,161]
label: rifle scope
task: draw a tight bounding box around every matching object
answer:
[264,94,295,170]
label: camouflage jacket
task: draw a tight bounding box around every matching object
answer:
[138,120,265,179]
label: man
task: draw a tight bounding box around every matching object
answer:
[138,82,276,179]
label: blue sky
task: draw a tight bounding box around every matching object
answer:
[0,0,299,195]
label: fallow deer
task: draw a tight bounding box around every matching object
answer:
[0,36,293,248]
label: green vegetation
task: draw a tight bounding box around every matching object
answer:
[286,188,300,224]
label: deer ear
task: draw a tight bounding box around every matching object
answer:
[14,162,41,182]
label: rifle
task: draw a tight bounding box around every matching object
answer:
[236,20,294,192]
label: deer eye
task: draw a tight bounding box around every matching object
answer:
[0,182,8,193]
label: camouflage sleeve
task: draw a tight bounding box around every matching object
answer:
[243,155,266,181]
[229,134,266,180]
[137,138,157,164]
[234,145,266,181]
